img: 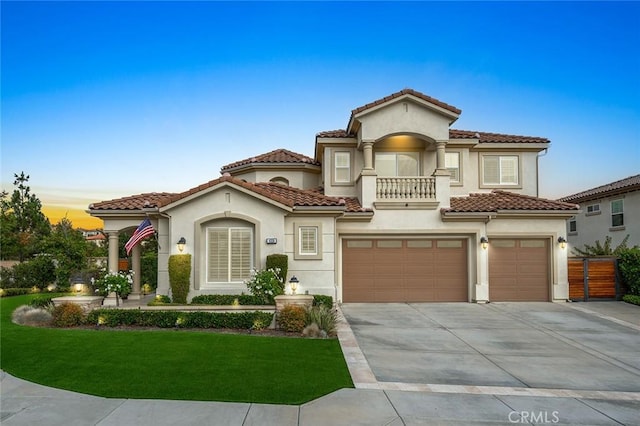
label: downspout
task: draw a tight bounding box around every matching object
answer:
[536,148,548,197]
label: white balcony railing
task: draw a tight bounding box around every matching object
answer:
[376,177,436,200]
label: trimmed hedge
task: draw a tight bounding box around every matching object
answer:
[190,294,268,305]
[266,254,288,283]
[0,288,32,297]
[622,294,640,306]
[168,254,191,303]
[313,295,333,308]
[87,309,274,329]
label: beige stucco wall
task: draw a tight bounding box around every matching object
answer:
[159,186,290,300]
[566,190,640,252]
[357,100,451,142]
[228,169,321,189]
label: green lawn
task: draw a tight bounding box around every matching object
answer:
[0,295,353,404]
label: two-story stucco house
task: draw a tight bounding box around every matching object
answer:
[89,89,579,303]
[559,174,640,253]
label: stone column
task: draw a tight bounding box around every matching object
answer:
[433,140,448,175]
[129,243,142,300]
[104,232,120,306]
[362,141,374,170]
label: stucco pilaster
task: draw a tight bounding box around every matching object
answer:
[362,141,374,170]
[433,140,448,175]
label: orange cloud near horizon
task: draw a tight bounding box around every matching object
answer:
[42,205,103,229]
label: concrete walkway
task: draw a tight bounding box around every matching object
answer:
[2,302,639,425]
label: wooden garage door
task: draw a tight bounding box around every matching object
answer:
[489,239,549,301]
[342,239,468,302]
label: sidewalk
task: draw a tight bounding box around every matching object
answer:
[2,301,639,425]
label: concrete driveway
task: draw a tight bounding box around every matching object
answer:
[340,302,640,392]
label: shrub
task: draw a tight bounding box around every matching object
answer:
[94,271,133,305]
[3,257,56,289]
[51,303,86,327]
[190,294,266,305]
[618,248,640,295]
[12,305,53,326]
[86,309,274,330]
[147,295,172,306]
[0,288,31,297]
[141,251,158,290]
[313,295,333,308]
[277,304,307,332]
[169,254,191,304]
[266,254,288,284]
[622,294,640,306]
[29,295,55,310]
[306,305,337,337]
[245,268,284,304]
[302,322,325,338]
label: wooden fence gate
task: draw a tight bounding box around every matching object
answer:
[568,257,620,301]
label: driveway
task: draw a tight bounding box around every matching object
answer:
[340,302,640,392]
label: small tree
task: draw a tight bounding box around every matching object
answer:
[618,248,640,296]
[0,172,51,261]
[44,217,88,286]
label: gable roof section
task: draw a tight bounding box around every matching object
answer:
[316,128,549,144]
[351,88,462,116]
[89,175,367,213]
[443,190,578,214]
[221,148,320,172]
[558,174,640,203]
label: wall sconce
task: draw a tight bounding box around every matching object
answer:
[558,236,567,249]
[480,236,489,250]
[75,283,83,293]
[177,237,186,253]
[289,276,299,295]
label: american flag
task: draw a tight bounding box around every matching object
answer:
[125,218,155,255]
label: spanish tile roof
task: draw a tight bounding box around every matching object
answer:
[221,148,319,171]
[89,192,177,210]
[89,175,367,213]
[316,128,549,144]
[449,129,549,144]
[316,129,354,138]
[558,174,640,203]
[444,190,578,213]
[351,88,461,116]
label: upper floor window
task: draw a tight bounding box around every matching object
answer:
[333,151,351,184]
[586,204,600,215]
[481,155,519,186]
[445,152,461,184]
[611,199,624,227]
[569,217,577,233]
[375,152,419,176]
[294,223,322,260]
[270,177,289,186]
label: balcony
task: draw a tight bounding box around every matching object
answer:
[372,176,441,210]
[376,176,436,200]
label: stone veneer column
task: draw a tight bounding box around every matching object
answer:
[129,243,142,300]
[362,141,374,170]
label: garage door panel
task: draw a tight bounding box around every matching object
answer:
[342,239,467,302]
[489,239,549,302]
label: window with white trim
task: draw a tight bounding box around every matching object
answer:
[586,204,600,214]
[294,223,322,260]
[611,199,624,227]
[569,217,577,233]
[206,227,253,283]
[482,155,519,186]
[334,151,351,184]
[375,152,419,176]
[445,152,461,183]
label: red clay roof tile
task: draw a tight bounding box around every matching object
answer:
[351,88,462,116]
[558,174,640,203]
[221,148,319,171]
[316,128,548,144]
[445,190,578,213]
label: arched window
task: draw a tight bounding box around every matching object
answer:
[270,177,289,186]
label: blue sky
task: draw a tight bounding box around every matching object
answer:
[2,1,639,220]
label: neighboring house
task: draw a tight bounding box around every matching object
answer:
[558,174,640,253]
[89,88,578,303]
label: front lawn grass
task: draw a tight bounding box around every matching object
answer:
[0,295,353,404]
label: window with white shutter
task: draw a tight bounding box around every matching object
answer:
[445,152,461,183]
[334,151,351,184]
[482,155,519,186]
[207,227,253,283]
[294,223,322,260]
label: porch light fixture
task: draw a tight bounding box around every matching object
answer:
[480,236,489,250]
[289,276,299,295]
[75,283,83,293]
[177,237,186,253]
[558,236,567,249]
